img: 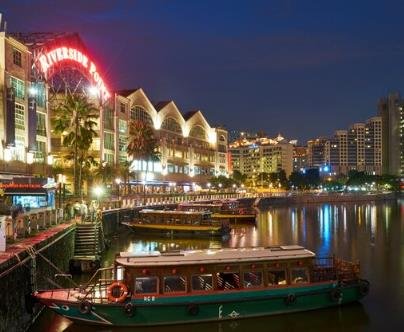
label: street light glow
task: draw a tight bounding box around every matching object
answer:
[93,186,104,198]
[115,178,122,185]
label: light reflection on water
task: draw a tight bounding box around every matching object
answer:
[30,200,404,331]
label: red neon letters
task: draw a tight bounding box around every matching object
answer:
[38,47,110,101]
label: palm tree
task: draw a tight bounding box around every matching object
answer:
[53,94,99,196]
[126,120,160,202]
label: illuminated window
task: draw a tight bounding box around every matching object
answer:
[291,268,309,284]
[13,49,22,67]
[118,119,127,134]
[10,76,25,99]
[189,125,207,140]
[268,270,286,286]
[118,136,127,153]
[104,107,114,130]
[161,117,182,133]
[104,132,114,150]
[130,105,153,126]
[34,141,46,162]
[15,103,25,130]
[34,82,46,107]
[36,113,46,136]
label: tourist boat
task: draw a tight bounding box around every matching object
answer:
[121,209,230,237]
[34,245,370,327]
[178,200,257,223]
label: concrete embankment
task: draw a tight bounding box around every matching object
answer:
[0,224,75,332]
[255,192,396,209]
[0,209,126,332]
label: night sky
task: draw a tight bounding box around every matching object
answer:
[2,0,404,143]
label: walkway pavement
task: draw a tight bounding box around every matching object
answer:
[0,223,74,266]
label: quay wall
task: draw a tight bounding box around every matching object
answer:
[0,225,75,332]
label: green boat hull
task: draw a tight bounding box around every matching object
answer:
[39,281,368,327]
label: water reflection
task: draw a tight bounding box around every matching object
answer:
[29,200,404,331]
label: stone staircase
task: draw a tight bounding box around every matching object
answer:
[73,222,105,260]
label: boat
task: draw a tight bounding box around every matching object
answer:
[121,209,230,237]
[178,200,257,223]
[34,245,370,327]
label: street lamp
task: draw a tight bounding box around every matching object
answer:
[218,183,222,191]
[93,186,104,204]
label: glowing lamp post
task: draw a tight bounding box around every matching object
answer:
[93,186,104,205]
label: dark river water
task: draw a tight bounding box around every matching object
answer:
[30,199,404,331]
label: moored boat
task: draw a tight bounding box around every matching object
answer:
[34,245,370,327]
[178,200,257,223]
[122,209,230,237]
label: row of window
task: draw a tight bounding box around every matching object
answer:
[133,268,308,295]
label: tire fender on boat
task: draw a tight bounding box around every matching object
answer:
[79,300,92,314]
[124,302,136,317]
[330,288,343,302]
[187,304,199,316]
[358,279,370,296]
[284,293,296,306]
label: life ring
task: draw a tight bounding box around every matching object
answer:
[79,300,92,314]
[284,293,296,306]
[124,302,136,317]
[107,281,129,303]
[187,304,199,316]
[358,279,370,296]
[330,288,343,302]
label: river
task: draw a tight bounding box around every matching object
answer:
[30,199,404,331]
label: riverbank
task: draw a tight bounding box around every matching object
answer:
[254,192,396,209]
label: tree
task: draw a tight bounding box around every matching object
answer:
[231,170,247,185]
[53,94,99,196]
[127,120,160,200]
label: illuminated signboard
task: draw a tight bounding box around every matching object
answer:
[37,47,110,101]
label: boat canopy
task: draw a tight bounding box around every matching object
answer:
[116,246,315,267]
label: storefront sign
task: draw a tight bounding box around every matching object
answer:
[37,46,110,101]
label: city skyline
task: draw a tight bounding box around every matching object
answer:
[2,1,404,141]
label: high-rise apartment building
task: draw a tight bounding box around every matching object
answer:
[378,92,403,175]
[230,135,294,178]
[293,146,308,172]
[326,117,382,176]
[307,138,330,168]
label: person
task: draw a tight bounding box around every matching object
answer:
[73,201,81,221]
[89,201,96,222]
[81,201,88,221]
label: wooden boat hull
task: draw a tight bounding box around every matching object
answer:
[35,280,369,327]
[122,222,227,237]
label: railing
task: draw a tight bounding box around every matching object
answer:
[81,266,115,304]
[2,208,65,242]
[311,257,360,283]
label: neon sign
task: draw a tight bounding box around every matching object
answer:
[37,47,110,101]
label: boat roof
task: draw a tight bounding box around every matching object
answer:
[115,246,315,267]
[140,209,211,215]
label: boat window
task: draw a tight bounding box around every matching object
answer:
[268,270,287,286]
[291,268,309,284]
[163,276,187,293]
[243,271,263,288]
[216,272,241,290]
[191,274,213,291]
[135,277,158,294]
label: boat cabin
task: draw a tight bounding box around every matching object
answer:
[135,209,221,226]
[111,246,350,298]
